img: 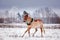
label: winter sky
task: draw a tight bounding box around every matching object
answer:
[0,0,60,9]
[0,0,60,17]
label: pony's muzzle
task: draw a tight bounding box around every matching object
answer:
[23,20,26,22]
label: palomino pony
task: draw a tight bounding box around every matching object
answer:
[22,11,45,37]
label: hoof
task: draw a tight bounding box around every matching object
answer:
[41,35,43,37]
[32,35,34,37]
[44,30,45,34]
[21,36,24,37]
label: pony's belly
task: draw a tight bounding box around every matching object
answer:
[28,21,42,28]
[31,23,40,28]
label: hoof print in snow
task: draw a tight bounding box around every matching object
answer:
[9,35,18,37]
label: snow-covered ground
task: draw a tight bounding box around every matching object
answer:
[0,23,60,28]
[0,28,60,40]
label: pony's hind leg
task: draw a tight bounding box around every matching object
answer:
[32,28,37,37]
[22,27,31,37]
[40,27,45,37]
[40,27,43,37]
[43,27,45,34]
[40,24,44,37]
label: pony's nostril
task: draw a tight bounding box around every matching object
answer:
[23,21,25,22]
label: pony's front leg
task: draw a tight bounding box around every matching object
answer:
[32,28,37,37]
[22,27,31,37]
[21,29,27,37]
[28,28,31,37]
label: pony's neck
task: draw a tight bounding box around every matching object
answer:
[26,16,33,25]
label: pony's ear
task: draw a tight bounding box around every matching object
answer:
[23,11,28,15]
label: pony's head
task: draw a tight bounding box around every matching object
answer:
[23,11,28,22]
